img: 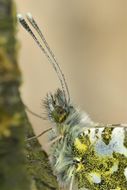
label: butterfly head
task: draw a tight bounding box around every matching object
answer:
[44,89,70,123]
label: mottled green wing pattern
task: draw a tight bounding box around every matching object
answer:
[50,111,127,190]
[73,127,127,190]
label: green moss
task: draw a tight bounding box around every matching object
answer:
[0,48,21,84]
[25,122,59,190]
[0,111,23,137]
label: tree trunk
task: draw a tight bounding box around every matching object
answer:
[0,0,58,190]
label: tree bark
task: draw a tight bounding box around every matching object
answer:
[25,122,58,190]
[0,0,58,190]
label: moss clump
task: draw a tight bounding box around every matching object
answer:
[0,48,21,84]
[25,122,59,190]
[0,111,22,137]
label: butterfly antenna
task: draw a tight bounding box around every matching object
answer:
[17,14,67,103]
[26,12,70,103]
[24,104,46,120]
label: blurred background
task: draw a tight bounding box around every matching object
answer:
[16,0,127,150]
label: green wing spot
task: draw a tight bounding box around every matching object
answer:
[101,127,113,145]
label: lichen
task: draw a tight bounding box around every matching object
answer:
[0,111,23,137]
[25,122,59,190]
[0,48,21,84]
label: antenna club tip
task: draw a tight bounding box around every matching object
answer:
[26,12,33,19]
[17,13,24,21]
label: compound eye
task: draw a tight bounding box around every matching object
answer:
[59,109,64,114]
[55,106,68,123]
[55,106,64,114]
[51,105,67,123]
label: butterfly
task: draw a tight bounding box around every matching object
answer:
[18,13,127,190]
